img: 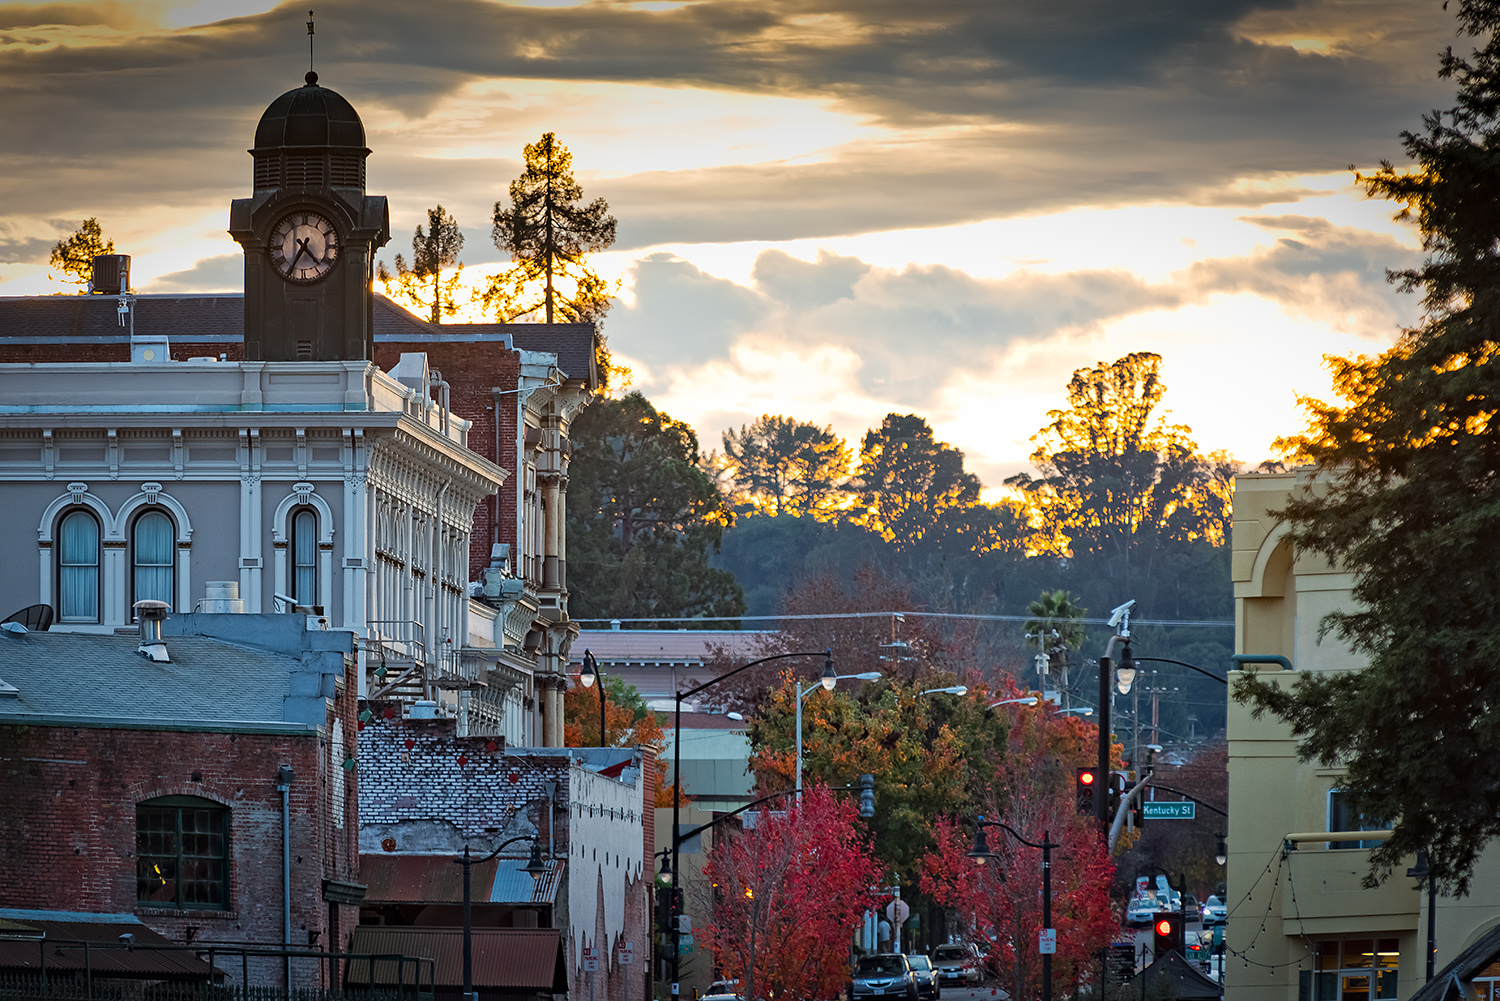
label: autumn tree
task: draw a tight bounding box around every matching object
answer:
[750,674,1010,875]
[918,703,1116,998]
[1008,352,1235,559]
[50,218,114,290]
[1234,0,1500,896]
[703,784,878,1001]
[485,132,616,325]
[721,415,852,518]
[377,205,465,324]
[566,392,745,623]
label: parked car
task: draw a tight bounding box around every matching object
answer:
[1182,893,1202,923]
[907,954,940,1001]
[1202,895,1227,926]
[851,955,919,1001]
[931,944,983,986]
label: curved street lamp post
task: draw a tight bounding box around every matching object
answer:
[669,649,834,995]
[454,837,548,1001]
[967,819,1059,1001]
[579,649,605,747]
[796,661,882,795]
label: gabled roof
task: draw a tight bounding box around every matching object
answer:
[1410,922,1500,1001]
[1125,949,1222,1001]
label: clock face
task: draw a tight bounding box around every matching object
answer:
[269,210,341,283]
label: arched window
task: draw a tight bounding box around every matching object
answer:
[292,508,317,605]
[133,510,175,607]
[57,509,101,622]
[136,795,229,910]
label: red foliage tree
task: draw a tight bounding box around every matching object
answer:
[704,784,879,1001]
[919,703,1118,1000]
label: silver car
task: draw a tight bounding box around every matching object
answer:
[931,944,982,986]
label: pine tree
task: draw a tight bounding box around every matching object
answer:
[485,132,616,325]
[377,205,465,324]
[49,218,114,290]
[1235,0,1500,895]
[721,415,852,517]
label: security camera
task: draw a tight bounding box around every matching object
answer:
[1107,600,1136,630]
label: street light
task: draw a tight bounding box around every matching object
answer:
[921,685,968,696]
[990,696,1040,708]
[967,818,1058,1001]
[1406,849,1436,981]
[1055,707,1093,717]
[797,667,882,795]
[579,649,605,747]
[1215,833,1227,867]
[455,837,547,1001]
[671,648,834,994]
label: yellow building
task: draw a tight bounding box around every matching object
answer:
[1227,470,1500,1001]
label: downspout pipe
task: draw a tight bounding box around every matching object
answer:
[276,764,295,989]
[1230,654,1294,671]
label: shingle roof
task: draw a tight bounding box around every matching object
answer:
[0,628,322,728]
[0,294,598,384]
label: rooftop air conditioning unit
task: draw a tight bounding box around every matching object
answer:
[91,255,130,295]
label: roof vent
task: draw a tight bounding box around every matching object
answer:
[408,700,439,719]
[201,581,246,614]
[134,599,171,662]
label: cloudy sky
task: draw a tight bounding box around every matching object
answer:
[0,0,1459,492]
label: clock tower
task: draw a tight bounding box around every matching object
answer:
[230,71,390,361]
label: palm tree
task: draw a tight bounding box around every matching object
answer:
[1023,591,1087,707]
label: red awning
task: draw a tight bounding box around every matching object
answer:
[0,917,215,980]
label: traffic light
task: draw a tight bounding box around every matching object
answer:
[1109,771,1126,818]
[1076,766,1100,814]
[1153,913,1184,957]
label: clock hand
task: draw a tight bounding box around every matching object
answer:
[289,236,313,270]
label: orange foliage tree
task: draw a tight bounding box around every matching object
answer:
[919,704,1117,999]
[704,784,878,1001]
[562,674,682,806]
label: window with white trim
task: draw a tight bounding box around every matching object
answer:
[1328,790,1386,849]
[57,509,101,622]
[132,510,175,608]
[291,507,317,605]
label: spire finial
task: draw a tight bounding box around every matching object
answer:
[306,10,315,75]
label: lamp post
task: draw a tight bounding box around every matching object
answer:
[579,649,605,747]
[671,648,833,995]
[1098,631,1142,826]
[990,696,1039,708]
[968,819,1058,1001]
[920,685,968,697]
[455,837,548,1001]
[1406,850,1436,981]
[796,662,882,795]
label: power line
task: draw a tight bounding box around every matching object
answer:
[574,611,1233,628]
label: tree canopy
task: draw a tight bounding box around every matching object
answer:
[722,415,852,518]
[50,218,113,290]
[486,132,616,326]
[377,205,465,324]
[1234,0,1500,896]
[853,413,985,552]
[566,392,745,624]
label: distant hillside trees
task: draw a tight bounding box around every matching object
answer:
[721,415,851,518]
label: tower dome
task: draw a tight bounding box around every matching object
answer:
[250,72,369,193]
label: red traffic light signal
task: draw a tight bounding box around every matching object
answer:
[1076,767,1099,814]
[1153,913,1184,956]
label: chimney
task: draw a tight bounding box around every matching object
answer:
[134,600,171,662]
[201,581,246,613]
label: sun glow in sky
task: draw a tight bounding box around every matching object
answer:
[0,0,1453,493]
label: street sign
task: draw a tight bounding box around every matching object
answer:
[582,947,600,972]
[886,899,910,925]
[618,942,635,965]
[1142,801,1195,819]
[1039,929,1057,955]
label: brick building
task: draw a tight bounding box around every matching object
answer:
[356,705,656,1001]
[0,67,601,747]
[0,610,360,988]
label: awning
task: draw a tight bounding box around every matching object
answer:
[346,926,564,992]
[361,855,562,906]
[0,915,215,980]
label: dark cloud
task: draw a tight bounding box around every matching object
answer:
[0,0,1461,250]
[143,253,241,292]
[612,253,769,370]
[751,249,869,308]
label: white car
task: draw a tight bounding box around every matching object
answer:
[1202,895,1227,926]
[1126,892,1180,926]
